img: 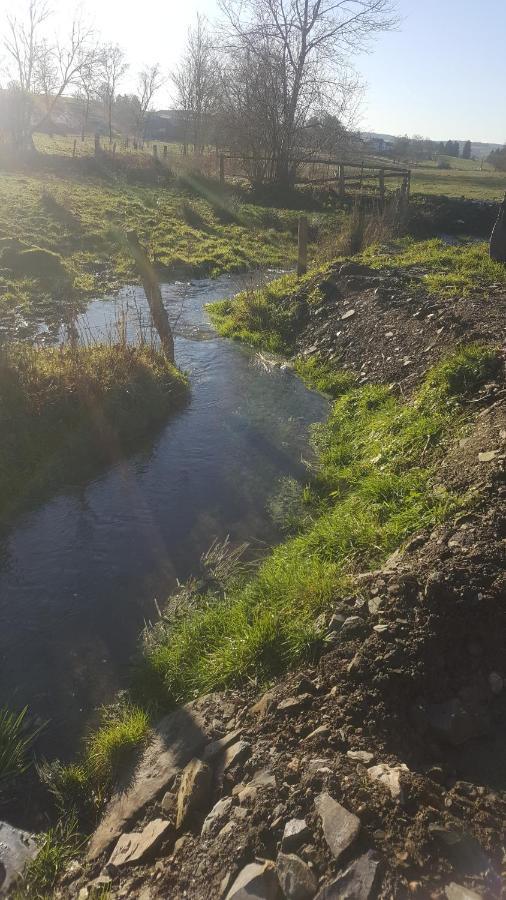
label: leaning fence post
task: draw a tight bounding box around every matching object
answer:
[219,154,225,185]
[125,231,175,362]
[297,215,308,277]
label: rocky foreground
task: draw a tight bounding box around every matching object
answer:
[48,261,506,900]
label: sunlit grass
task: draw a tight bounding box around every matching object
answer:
[360,237,506,295]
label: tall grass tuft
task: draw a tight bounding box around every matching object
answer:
[0,706,41,792]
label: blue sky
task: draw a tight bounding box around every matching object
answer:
[1,0,504,144]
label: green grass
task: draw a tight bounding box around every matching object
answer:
[13,816,84,900]
[411,164,506,200]
[208,272,306,353]
[39,704,150,827]
[210,241,506,344]
[86,704,150,783]
[360,237,506,296]
[0,164,303,337]
[134,345,499,707]
[0,706,41,792]
[0,342,188,517]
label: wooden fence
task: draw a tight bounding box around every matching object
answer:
[219,153,411,203]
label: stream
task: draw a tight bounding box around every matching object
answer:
[0,272,328,758]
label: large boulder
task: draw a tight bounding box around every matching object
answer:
[0,821,38,896]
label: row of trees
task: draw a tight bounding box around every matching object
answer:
[388,135,472,163]
[488,146,506,171]
[2,0,399,186]
[1,1,164,150]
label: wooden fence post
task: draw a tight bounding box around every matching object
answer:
[219,154,225,185]
[338,164,345,199]
[72,139,77,158]
[297,215,308,277]
[379,169,385,206]
[153,144,158,158]
[112,142,116,158]
[163,145,168,158]
[125,231,175,362]
[94,133,100,157]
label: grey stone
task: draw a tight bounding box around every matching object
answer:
[276,852,317,900]
[488,672,503,695]
[305,725,330,741]
[314,851,379,899]
[347,750,375,765]
[427,699,487,746]
[314,792,360,861]
[107,819,173,868]
[88,698,211,860]
[281,819,311,853]
[0,821,38,895]
[250,691,276,719]
[225,860,280,899]
[431,827,490,876]
[277,698,303,714]
[176,757,212,830]
[160,791,176,816]
[367,762,409,803]
[220,741,252,774]
[445,883,482,900]
[203,729,243,761]
[201,797,234,837]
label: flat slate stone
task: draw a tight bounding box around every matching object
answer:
[108,818,172,868]
[276,852,317,900]
[281,819,312,853]
[314,792,360,862]
[314,851,379,899]
[445,883,482,900]
[88,699,211,860]
[225,861,280,900]
[0,821,38,895]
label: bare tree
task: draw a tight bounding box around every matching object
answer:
[218,0,398,185]
[172,16,221,154]
[99,43,128,143]
[3,0,93,149]
[135,64,164,140]
[76,45,101,141]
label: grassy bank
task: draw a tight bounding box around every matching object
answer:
[209,238,506,354]
[0,164,306,340]
[0,342,188,519]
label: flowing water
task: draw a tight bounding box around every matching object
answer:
[0,273,328,757]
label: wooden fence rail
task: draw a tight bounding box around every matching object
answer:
[218,152,411,204]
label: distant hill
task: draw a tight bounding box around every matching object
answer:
[362,132,503,160]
